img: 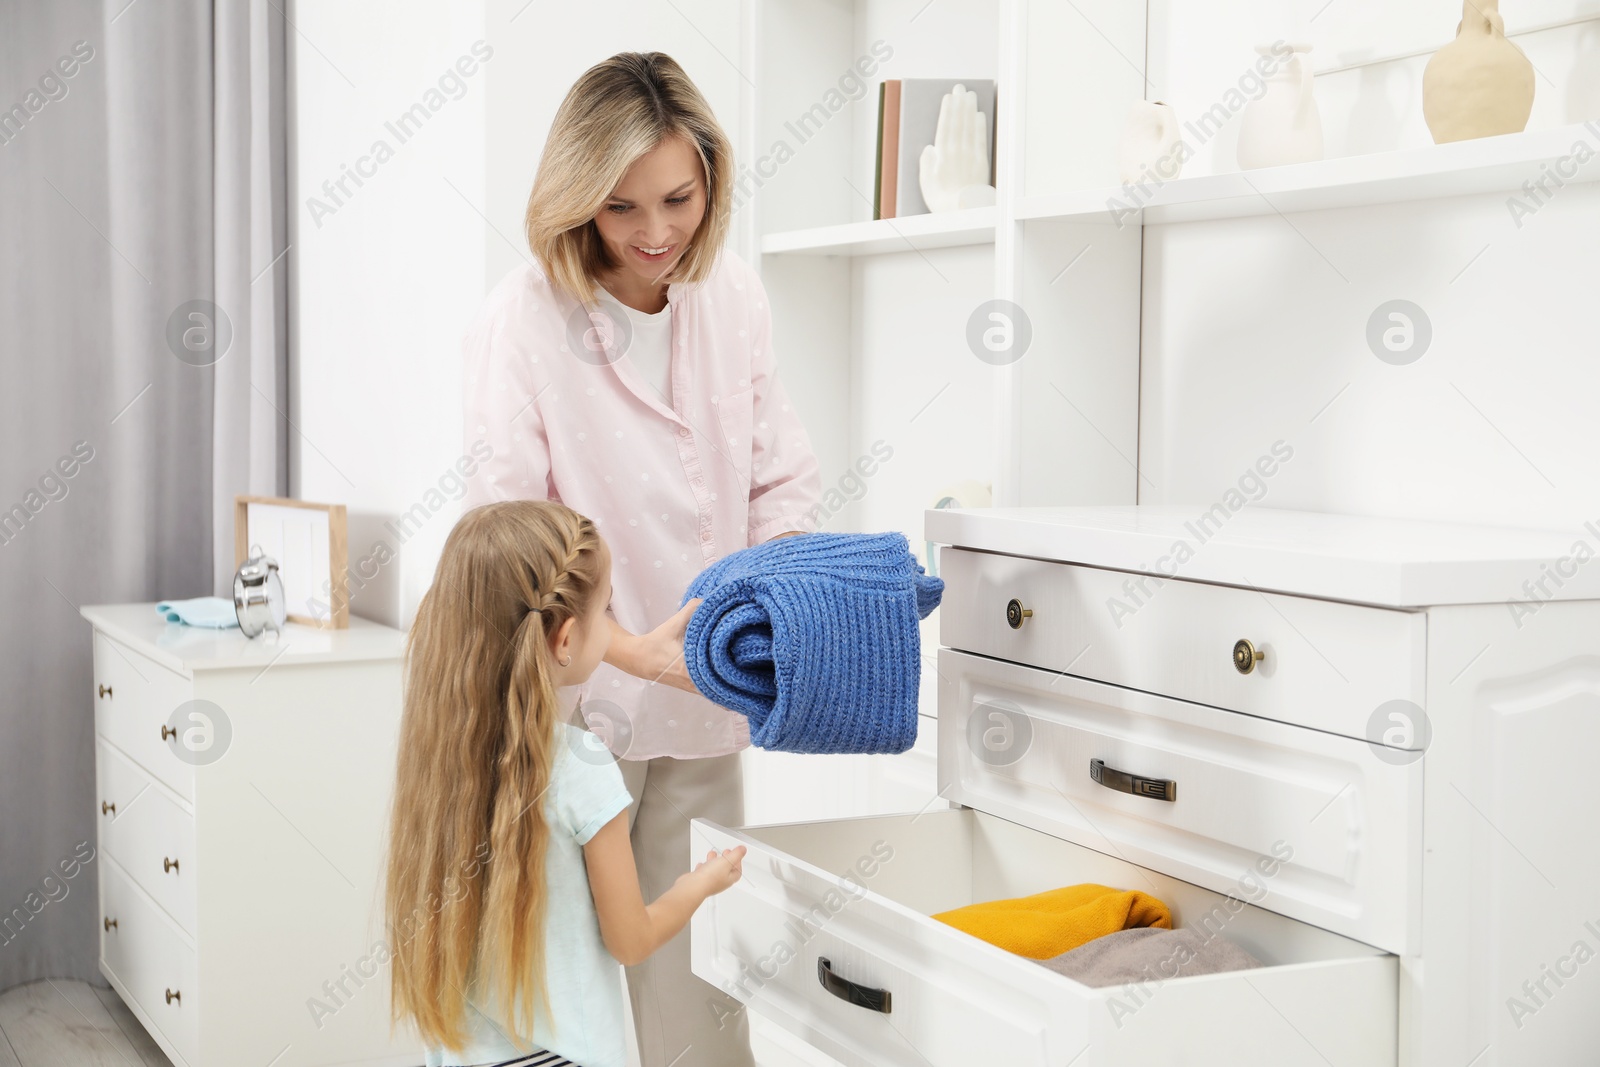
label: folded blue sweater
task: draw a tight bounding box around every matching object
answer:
[680,532,944,754]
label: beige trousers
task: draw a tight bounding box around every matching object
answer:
[616,749,756,1067]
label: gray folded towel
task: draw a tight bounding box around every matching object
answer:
[1035,926,1264,987]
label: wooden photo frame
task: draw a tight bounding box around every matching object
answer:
[233,495,349,629]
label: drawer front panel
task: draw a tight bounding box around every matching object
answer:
[690,810,1397,1067]
[938,648,1421,954]
[93,632,195,801]
[937,548,1426,741]
[100,856,198,1066]
[97,741,197,936]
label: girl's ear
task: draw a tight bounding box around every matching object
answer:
[550,615,577,660]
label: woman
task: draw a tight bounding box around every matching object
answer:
[458,51,822,1067]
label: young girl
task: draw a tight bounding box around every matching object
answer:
[385,500,747,1067]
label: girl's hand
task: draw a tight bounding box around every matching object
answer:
[691,845,746,896]
[631,598,702,694]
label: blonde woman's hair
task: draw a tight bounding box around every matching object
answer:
[525,51,734,307]
[386,500,606,1052]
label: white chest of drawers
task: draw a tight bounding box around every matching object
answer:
[689,506,1600,1067]
[81,603,419,1067]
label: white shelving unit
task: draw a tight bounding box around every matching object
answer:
[739,0,1600,532]
[738,0,1147,528]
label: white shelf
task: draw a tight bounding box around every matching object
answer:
[759,206,997,256]
[1018,121,1600,225]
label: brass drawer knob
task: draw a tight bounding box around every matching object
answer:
[1232,638,1266,674]
[161,724,176,741]
[101,801,115,816]
[98,684,113,699]
[165,988,181,1005]
[163,857,180,874]
[104,917,118,931]
[1005,598,1033,630]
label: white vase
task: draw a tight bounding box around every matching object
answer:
[1117,100,1184,184]
[1237,42,1324,169]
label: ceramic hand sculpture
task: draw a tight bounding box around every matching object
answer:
[919,83,995,212]
[1423,0,1534,143]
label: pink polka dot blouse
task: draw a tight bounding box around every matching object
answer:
[459,248,823,760]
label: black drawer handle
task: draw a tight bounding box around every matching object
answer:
[817,957,892,1014]
[1090,758,1177,802]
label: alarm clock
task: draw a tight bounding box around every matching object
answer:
[233,543,287,638]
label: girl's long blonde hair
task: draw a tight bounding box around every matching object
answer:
[386,500,605,1051]
[524,51,734,307]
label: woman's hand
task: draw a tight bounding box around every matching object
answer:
[605,599,703,694]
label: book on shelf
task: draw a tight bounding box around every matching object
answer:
[875,79,902,219]
[874,78,996,220]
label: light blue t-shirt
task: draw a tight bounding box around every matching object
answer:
[423,723,635,1067]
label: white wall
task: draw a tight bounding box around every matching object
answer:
[289,0,489,629]
[1135,0,1600,533]
[291,1,744,629]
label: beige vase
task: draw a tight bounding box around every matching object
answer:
[1423,0,1535,143]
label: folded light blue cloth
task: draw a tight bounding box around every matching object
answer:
[155,597,239,629]
[681,532,943,754]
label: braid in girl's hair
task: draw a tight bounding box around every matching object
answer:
[385,499,604,1052]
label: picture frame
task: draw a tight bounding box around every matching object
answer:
[233,495,349,629]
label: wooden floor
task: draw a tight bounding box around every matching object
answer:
[0,976,834,1067]
[0,979,173,1067]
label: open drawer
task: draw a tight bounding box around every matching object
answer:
[690,807,1396,1067]
[939,648,1422,955]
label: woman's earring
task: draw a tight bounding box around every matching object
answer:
[558,654,572,667]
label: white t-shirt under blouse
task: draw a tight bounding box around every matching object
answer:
[598,286,673,403]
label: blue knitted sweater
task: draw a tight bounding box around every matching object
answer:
[680,531,944,754]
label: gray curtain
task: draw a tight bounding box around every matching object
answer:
[0,0,288,989]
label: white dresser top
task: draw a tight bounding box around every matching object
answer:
[80,602,406,676]
[924,505,1600,608]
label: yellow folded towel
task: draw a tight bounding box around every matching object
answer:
[932,883,1172,959]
